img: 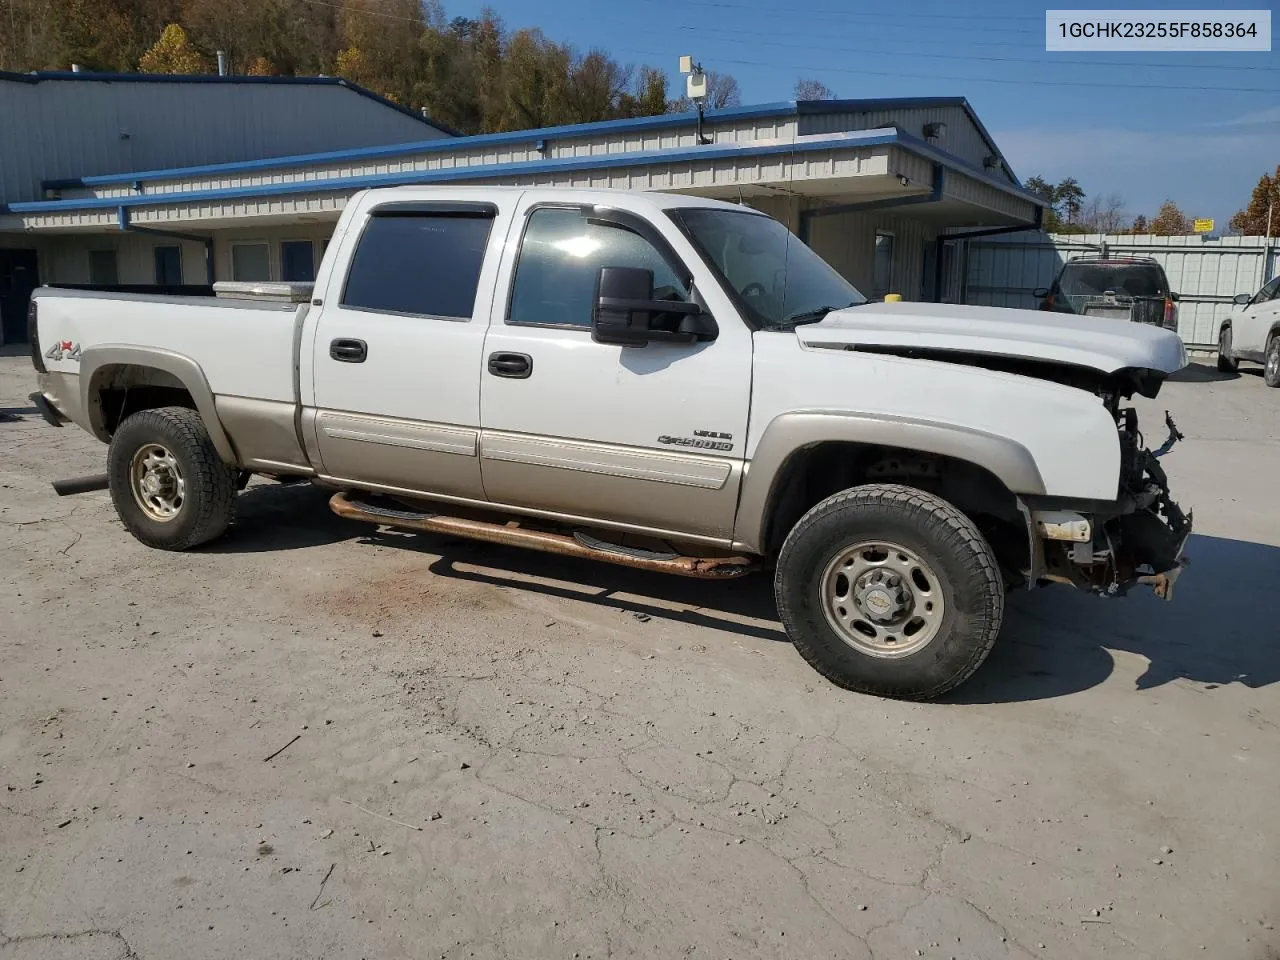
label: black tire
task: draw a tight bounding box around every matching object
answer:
[107,406,238,550]
[1217,326,1239,373]
[1265,336,1280,388]
[774,483,1004,700]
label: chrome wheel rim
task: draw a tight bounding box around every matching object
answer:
[130,444,185,522]
[820,541,945,658]
[1268,344,1279,380]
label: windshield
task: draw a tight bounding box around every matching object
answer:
[1059,262,1168,299]
[671,207,866,330]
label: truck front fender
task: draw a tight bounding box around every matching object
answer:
[732,411,1046,554]
[80,345,239,466]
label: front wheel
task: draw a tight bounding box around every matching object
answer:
[107,406,238,550]
[1265,337,1280,388]
[774,484,1004,700]
[1217,326,1239,373]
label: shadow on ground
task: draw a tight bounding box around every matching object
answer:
[211,486,1280,702]
[1169,362,1238,384]
[948,532,1280,703]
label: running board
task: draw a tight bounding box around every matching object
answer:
[328,492,757,580]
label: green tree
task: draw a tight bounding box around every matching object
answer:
[1150,200,1193,236]
[1229,166,1280,236]
[139,23,209,74]
[1056,177,1084,226]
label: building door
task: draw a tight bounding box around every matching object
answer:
[0,249,39,344]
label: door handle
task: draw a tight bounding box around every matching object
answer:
[330,338,367,363]
[487,352,532,379]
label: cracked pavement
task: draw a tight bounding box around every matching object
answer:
[2,350,1279,959]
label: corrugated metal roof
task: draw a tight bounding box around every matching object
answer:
[0,70,456,135]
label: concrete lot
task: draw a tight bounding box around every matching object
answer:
[1,348,1278,960]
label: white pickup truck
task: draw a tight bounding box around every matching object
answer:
[29,186,1191,699]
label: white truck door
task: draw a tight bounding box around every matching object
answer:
[307,198,510,498]
[478,200,752,543]
[1236,277,1280,355]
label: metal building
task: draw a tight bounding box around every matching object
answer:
[0,89,1044,343]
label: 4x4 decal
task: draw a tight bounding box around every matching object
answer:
[44,340,81,362]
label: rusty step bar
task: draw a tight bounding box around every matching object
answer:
[328,492,758,580]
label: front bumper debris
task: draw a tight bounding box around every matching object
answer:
[1036,408,1191,600]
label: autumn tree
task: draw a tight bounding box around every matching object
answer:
[1229,166,1280,235]
[794,78,836,100]
[245,56,276,76]
[1149,200,1193,236]
[139,23,209,74]
[0,0,675,133]
[1131,214,1149,235]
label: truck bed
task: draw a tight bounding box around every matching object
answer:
[33,286,303,404]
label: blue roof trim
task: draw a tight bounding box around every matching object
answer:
[0,69,457,137]
[44,101,799,190]
[5,127,1043,216]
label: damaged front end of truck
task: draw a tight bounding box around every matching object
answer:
[1029,401,1192,602]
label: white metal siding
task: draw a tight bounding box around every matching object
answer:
[963,232,1278,346]
[808,209,936,300]
[799,106,1004,178]
[0,79,446,203]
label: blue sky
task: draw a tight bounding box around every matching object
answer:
[447,0,1278,227]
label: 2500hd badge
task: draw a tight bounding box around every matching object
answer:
[657,430,734,452]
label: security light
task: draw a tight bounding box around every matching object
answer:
[679,55,712,145]
[923,121,946,141]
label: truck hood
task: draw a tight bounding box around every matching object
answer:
[797,302,1187,378]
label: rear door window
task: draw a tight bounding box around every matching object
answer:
[342,211,495,319]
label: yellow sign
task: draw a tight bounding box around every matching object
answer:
[1194,218,1215,233]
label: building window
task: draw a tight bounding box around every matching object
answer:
[280,240,316,283]
[341,212,493,319]
[88,249,118,286]
[872,231,895,300]
[509,207,688,328]
[231,242,271,282]
[154,245,182,285]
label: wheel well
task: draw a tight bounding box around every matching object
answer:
[89,364,197,437]
[761,442,1029,576]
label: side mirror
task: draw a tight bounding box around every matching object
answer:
[1233,293,1252,306]
[1032,288,1049,299]
[592,266,716,347]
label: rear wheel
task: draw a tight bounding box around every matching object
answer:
[1265,336,1280,388]
[1217,326,1238,373]
[107,406,238,550]
[774,483,1004,700]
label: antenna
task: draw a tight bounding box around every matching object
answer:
[678,55,712,146]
